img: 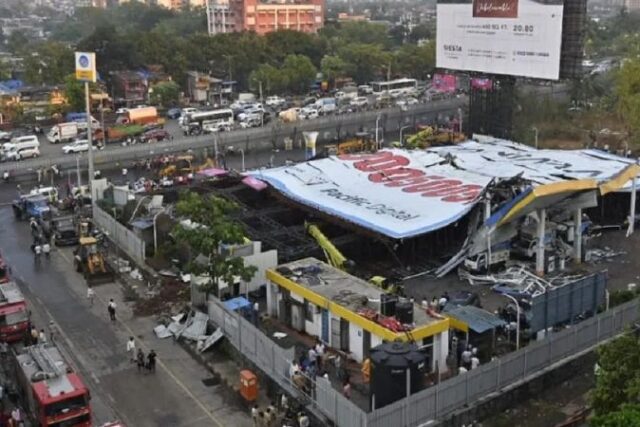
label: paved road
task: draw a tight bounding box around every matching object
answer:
[0,208,251,427]
[1,99,465,178]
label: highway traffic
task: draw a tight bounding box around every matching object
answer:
[0,98,465,181]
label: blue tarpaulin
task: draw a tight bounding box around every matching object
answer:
[223,296,251,311]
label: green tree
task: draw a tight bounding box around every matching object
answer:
[172,192,257,296]
[394,41,436,80]
[7,31,29,55]
[249,64,285,96]
[615,58,640,143]
[321,55,349,87]
[23,42,74,85]
[591,404,640,427]
[0,59,11,80]
[590,333,640,416]
[337,43,391,84]
[64,74,99,112]
[282,54,317,94]
[150,81,180,107]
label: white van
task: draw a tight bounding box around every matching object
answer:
[2,135,40,156]
[47,122,79,144]
[315,98,336,115]
[4,145,40,161]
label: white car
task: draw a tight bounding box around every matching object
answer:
[350,97,369,108]
[265,96,285,107]
[6,147,40,161]
[0,130,11,141]
[300,106,319,120]
[62,139,94,154]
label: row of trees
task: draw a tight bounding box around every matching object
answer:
[4,3,436,96]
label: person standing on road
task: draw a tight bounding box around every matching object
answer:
[126,337,136,362]
[38,329,47,345]
[107,299,117,322]
[30,326,38,345]
[86,286,95,307]
[136,349,145,372]
[147,349,157,373]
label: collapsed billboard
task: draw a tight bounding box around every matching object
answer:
[436,0,564,80]
[428,137,636,186]
[250,150,492,239]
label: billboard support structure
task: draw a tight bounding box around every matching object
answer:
[468,75,515,139]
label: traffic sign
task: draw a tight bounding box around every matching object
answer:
[75,52,96,83]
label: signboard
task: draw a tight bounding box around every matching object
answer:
[436,0,564,80]
[75,52,96,83]
[250,150,492,239]
[432,73,457,93]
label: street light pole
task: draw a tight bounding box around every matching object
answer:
[457,108,463,134]
[375,114,381,149]
[84,81,95,215]
[239,148,245,172]
[532,126,539,149]
[502,293,520,350]
[399,125,411,146]
[153,208,165,254]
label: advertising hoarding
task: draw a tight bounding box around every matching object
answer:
[436,0,564,80]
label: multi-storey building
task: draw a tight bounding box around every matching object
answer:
[206,0,324,35]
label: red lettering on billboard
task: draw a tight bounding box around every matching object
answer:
[341,151,483,204]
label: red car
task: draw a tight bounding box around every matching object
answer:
[141,129,171,143]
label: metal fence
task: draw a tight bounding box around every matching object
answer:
[530,271,607,332]
[366,298,640,427]
[207,298,367,427]
[93,204,146,265]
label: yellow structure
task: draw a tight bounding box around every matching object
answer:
[266,258,458,372]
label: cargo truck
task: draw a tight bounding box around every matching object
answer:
[13,344,92,426]
[47,122,78,144]
[94,124,145,144]
[116,107,164,126]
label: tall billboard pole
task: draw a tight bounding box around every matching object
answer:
[75,52,97,214]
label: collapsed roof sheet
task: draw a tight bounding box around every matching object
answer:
[428,136,636,187]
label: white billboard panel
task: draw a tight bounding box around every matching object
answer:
[250,150,492,239]
[436,0,564,80]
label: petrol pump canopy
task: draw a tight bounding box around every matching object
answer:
[251,137,637,239]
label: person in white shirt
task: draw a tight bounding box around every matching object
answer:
[108,299,117,322]
[308,346,317,363]
[87,286,96,306]
[471,356,480,370]
[126,336,136,362]
[421,298,429,310]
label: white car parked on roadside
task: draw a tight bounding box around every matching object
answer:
[62,139,94,154]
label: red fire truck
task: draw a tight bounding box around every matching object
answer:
[0,281,30,343]
[14,344,92,426]
[0,253,10,283]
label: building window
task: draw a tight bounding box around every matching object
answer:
[304,300,314,322]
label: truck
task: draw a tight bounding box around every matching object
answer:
[94,124,145,144]
[0,253,9,283]
[66,113,100,131]
[116,107,164,126]
[47,122,79,144]
[0,281,30,343]
[12,194,51,220]
[13,344,92,427]
[463,241,511,273]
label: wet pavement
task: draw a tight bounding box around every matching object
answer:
[0,206,251,427]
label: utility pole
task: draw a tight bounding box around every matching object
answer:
[84,81,95,210]
[259,80,264,127]
[100,100,106,148]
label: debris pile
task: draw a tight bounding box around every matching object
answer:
[154,311,223,353]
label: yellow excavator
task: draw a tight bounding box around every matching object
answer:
[159,156,217,178]
[74,237,115,285]
[324,132,378,157]
[305,223,402,294]
[405,126,465,149]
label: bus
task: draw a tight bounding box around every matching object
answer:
[370,78,418,97]
[182,109,234,135]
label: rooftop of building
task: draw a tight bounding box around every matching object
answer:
[268,258,447,339]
